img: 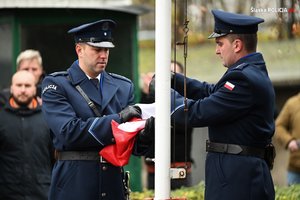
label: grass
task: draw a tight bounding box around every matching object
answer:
[131,181,300,200]
[138,39,300,84]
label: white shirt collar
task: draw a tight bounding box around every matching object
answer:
[86,73,101,81]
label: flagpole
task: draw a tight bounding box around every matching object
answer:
[155,0,171,199]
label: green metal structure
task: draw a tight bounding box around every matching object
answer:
[0,4,148,192]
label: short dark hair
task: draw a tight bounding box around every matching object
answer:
[227,34,257,53]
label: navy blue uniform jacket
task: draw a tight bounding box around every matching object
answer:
[171,53,275,200]
[42,61,137,200]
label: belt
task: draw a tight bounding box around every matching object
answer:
[56,151,108,163]
[146,162,192,173]
[206,140,265,159]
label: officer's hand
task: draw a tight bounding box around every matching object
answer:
[148,75,155,99]
[149,72,175,99]
[170,71,175,88]
[138,117,155,144]
[119,105,142,123]
[288,139,299,152]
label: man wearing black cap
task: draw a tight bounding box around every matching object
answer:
[150,9,276,200]
[41,19,153,200]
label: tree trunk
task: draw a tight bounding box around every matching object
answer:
[175,0,185,42]
[277,0,284,40]
[287,0,295,39]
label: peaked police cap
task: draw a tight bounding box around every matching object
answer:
[68,19,116,48]
[208,9,264,39]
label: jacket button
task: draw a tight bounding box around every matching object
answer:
[111,138,115,143]
[102,166,107,171]
[101,192,106,197]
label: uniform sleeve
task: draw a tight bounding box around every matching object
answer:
[172,73,214,100]
[88,79,135,145]
[171,72,254,127]
[127,81,135,105]
[42,76,120,150]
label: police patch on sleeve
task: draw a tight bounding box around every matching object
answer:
[42,84,57,94]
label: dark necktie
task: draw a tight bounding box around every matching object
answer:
[90,78,99,90]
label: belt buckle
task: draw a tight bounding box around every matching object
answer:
[223,143,228,153]
[100,156,107,163]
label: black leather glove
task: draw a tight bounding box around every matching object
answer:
[119,105,142,123]
[148,72,175,99]
[148,75,155,100]
[138,116,155,144]
[170,71,175,88]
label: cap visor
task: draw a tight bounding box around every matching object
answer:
[208,32,227,39]
[87,41,115,48]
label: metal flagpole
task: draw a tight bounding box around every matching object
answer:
[154,0,171,199]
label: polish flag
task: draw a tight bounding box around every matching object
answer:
[224,81,235,91]
[100,118,145,167]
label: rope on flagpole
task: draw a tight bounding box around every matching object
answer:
[173,0,190,172]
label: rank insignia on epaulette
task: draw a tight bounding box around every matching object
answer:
[235,63,247,69]
[49,71,68,77]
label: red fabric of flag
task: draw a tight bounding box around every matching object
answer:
[99,118,146,166]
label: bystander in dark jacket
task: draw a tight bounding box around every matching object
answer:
[0,70,53,200]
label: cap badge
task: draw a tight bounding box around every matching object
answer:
[102,22,109,30]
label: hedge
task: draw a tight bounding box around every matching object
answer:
[130,182,300,200]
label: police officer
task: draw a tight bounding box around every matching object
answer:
[150,10,276,200]
[42,19,153,200]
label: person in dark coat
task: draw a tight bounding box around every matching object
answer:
[0,70,53,200]
[150,9,276,200]
[42,19,153,200]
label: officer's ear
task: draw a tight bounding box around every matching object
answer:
[233,39,243,53]
[75,43,85,57]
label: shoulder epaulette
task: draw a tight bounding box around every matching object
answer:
[49,71,68,77]
[233,63,249,70]
[108,72,131,83]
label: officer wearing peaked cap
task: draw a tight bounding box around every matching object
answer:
[149,9,276,200]
[208,9,264,38]
[42,19,153,200]
[68,19,116,48]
